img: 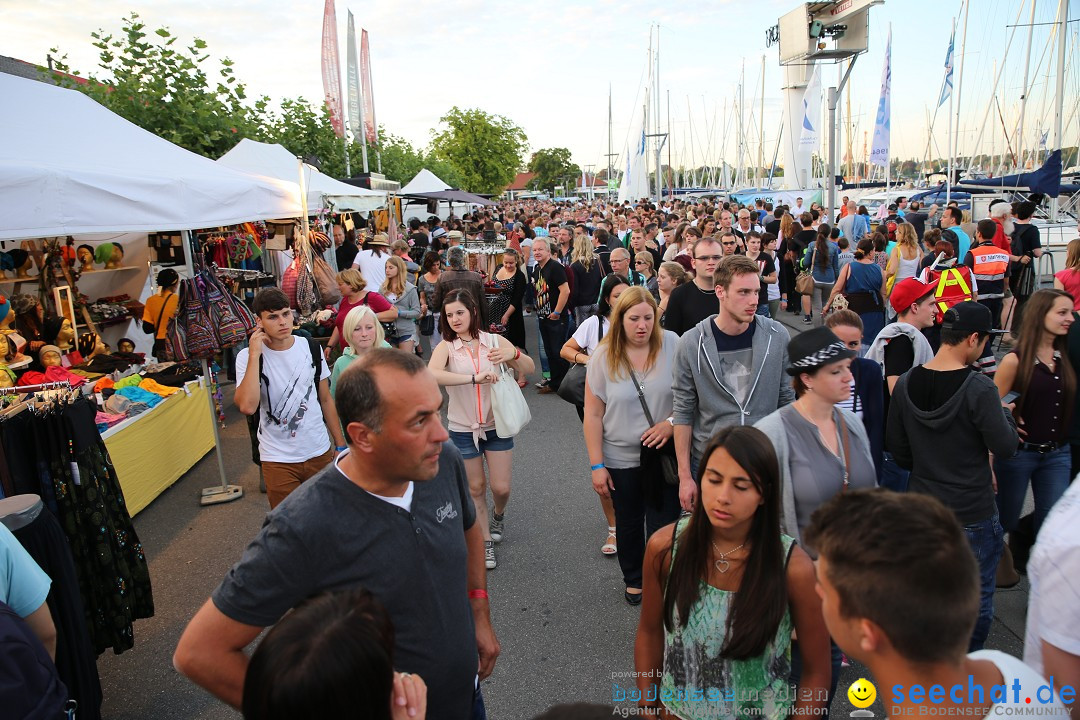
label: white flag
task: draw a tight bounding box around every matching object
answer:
[799,65,822,151]
[870,26,892,169]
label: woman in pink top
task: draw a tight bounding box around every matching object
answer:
[427,288,534,571]
[326,268,397,355]
[1053,238,1080,310]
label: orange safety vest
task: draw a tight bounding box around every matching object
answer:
[968,243,1010,299]
[925,266,974,323]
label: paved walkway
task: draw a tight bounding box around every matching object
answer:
[94,316,1032,719]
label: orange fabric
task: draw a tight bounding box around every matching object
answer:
[969,245,1009,279]
[138,378,180,397]
[94,377,115,392]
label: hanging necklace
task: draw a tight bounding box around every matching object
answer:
[710,540,746,573]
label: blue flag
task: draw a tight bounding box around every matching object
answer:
[938,24,955,108]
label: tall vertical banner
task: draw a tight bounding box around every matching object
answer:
[869,26,892,168]
[320,0,345,138]
[798,65,822,152]
[360,29,377,144]
[346,11,363,141]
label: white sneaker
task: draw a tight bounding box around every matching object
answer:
[485,541,497,569]
[490,513,505,543]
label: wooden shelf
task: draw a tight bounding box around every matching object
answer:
[0,265,141,286]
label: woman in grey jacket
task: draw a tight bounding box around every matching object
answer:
[381,255,422,355]
[754,327,877,547]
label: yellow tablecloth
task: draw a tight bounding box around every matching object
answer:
[104,382,216,516]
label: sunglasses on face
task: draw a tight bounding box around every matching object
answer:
[695,254,723,262]
[722,241,736,246]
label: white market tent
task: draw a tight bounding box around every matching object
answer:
[0,72,301,240]
[399,168,452,195]
[218,139,385,213]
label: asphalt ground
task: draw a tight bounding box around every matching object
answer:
[95,312,1033,719]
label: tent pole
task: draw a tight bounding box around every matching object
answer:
[184,229,243,506]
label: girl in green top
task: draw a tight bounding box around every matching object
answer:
[329,304,392,397]
[635,426,831,720]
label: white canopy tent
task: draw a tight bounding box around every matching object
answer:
[0,72,301,240]
[399,168,452,195]
[218,139,385,213]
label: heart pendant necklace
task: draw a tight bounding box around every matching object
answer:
[711,540,746,574]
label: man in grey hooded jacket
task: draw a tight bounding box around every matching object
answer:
[672,255,796,510]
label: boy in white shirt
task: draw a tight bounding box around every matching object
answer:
[235,289,346,508]
[807,490,1073,719]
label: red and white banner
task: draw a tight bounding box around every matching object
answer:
[360,29,377,145]
[320,0,345,138]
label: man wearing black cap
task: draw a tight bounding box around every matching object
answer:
[886,301,1018,652]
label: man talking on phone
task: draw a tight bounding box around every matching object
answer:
[234,288,346,508]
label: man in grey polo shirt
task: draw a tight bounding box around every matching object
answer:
[174,349,498,720]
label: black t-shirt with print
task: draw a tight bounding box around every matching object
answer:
[535,260,568,316]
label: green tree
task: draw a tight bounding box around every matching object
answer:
[429,107,528,194]
[50,13,258,159]
[371,130,467,189]
[527,147,581,193]
[255,98,350,177]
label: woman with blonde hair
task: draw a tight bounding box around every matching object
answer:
[329,304,386,396]
[570,234,604,325]
[635,252,658,298]
[1053,238,1080,309]
[326,268,396,357]
[380,255,422,354]
[884,222,923,303]
[656,261,688,322]
[584,287,681,604]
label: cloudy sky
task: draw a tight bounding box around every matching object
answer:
[6,0,1077,176]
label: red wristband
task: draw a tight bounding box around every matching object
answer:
[468,589,489,600]
[514,347,521,360]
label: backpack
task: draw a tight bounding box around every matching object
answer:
[885,220,899,243]
[0,601,70,719]
[247,335,324,463]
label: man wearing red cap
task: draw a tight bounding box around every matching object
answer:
[865,277,938,491]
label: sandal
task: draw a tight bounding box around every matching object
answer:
[601,527,617,556]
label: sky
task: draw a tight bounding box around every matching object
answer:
[5,0,1078,178]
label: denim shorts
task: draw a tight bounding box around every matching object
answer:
[449,430,514,459]
[395,334,413,343]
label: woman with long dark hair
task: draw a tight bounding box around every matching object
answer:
[993,289,1076,540]
[799,223,839,326]
[428,288,534,570]
[634,426,830,720]
[826,237,886,349]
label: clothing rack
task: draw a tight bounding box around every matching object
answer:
[0,380,71,395]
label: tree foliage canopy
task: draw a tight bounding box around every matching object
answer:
[429,107,528,194]
[527,147,581,193]
[51,13,256,160]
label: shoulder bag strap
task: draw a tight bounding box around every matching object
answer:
[629,368,655,426]
[836,411,851,490]
[154,292,174,335]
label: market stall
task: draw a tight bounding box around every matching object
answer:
[0,71,301,511]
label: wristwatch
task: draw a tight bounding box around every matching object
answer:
[666,416,675,426]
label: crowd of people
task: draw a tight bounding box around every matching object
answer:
[9,194,1075,719]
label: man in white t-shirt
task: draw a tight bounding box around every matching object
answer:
[352,233,391,290]
[235,289,346,508]
[807,490,1072,719]
[1024,480,1080,718]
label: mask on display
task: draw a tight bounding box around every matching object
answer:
[51,318,76,351]
[77,244,96,272]
[95,242,124,270]
[39,345,63,368]
[0,365,13,388]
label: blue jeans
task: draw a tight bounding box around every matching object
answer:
[993,446,1070,535]
[879,451,910,493]
[756,302,771,316]
[963,514,1003,651]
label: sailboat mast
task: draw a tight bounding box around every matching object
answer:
[1017,0,1038,170]
[1050,0,1068,221]
[607,85,613,200]
[954,0,970,176]
[758,55,765,190]
[738,60,745,189]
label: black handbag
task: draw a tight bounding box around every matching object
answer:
[630,368,678,487]
[419,314,435,336]
[556,318,603,406]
